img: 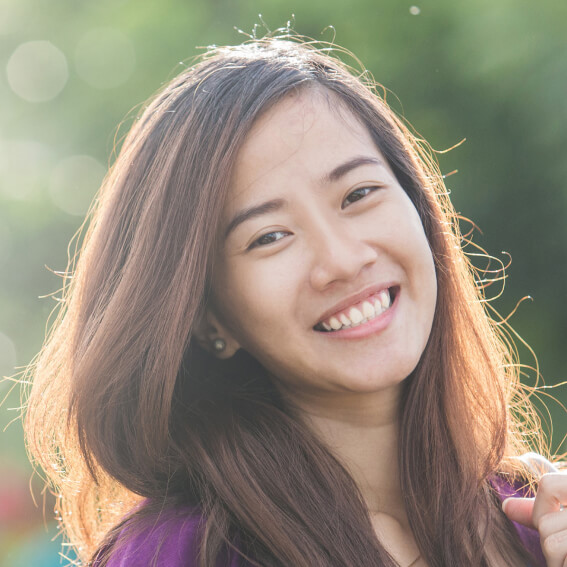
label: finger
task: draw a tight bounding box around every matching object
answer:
[538,510,567,541]
[533,473,567,529]
[502,497,535,529]
[539,526,567,567]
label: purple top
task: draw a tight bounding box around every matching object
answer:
[99,479,545,567]
[99,506,243,567]
[491,474,546,567]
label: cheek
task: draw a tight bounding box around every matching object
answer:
[390,205,437,323]
[381,207,436,281]
[399,202,436,279]
[411,235,437,304]
[213,259,298,345]
[415,239,438,334]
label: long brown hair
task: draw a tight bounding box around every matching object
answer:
[25,36,545,566]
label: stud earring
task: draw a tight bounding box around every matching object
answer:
[212,338,226,353]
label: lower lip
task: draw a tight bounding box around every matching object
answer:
[316,290,399,340]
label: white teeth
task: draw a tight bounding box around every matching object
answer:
[348,307,363,324]
[318,288,394,332]
[362,301,375,319]
[329,316,342,330]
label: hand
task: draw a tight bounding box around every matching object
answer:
[503,472,567,567]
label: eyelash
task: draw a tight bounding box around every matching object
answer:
[341,185,380,208]
[249,230,289,249]
[249,186,381,249]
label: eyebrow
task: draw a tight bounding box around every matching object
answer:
[322,155,385,185]
[224,198,286,239]
[224,156,385,239]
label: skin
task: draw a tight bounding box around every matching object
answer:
[199,88,567,566]
[504,477,567,567]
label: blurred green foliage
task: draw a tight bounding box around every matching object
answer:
[0,0,566,561]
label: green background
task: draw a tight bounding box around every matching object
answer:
[0,0,565,564]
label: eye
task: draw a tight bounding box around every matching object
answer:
[342,186,380,209]
[249,230,289,249]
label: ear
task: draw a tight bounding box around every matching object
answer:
[193,308,241,359]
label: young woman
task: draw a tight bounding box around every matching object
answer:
[25,37,567,566]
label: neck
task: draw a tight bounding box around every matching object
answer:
[285,384,407,522]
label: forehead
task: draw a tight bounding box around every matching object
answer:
[228,88,382,205]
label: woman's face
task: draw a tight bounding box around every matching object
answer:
[210,89,437,404]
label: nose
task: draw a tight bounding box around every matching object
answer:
[308,216,378,290]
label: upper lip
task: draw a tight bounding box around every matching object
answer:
[313,282,397,327]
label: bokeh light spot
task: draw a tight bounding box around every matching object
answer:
[49,155,106,216]
[75,28,136,89]
[6,41,68,102]
[410,6,421,15]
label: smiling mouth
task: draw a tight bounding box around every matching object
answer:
[314,287,398,332]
